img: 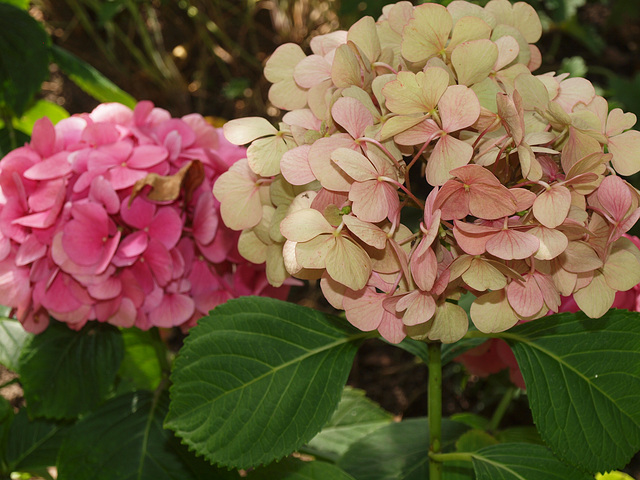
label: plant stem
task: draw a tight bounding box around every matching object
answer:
[428,341,443,480]
[488,386,515,432]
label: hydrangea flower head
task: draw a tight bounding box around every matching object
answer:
[0,101,290,333]
[214,0,640,344]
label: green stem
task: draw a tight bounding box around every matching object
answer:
[488,386,515,432]
[429,451,473,463]
[428,341,443,480]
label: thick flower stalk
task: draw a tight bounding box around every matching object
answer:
[214,0,640,344]
[0,101,289,333]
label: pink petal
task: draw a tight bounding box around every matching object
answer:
[281,145,316,185]
[485,229,540,260]
[127,145,169,168]
[331,97,374,139]
[148,293,195,328]
[439,85,480,132]
[30,117,57,158]
[192,192,218,246]
[82,122,120,146]
[597,175,631,222]
[506,275,544,318]
[121,196,156,229]
[23,151,71,180]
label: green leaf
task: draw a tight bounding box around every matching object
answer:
[455,430,498,453]
[337,418,470,480]
[5,409,70,474]
[18,321,124,419]
[0,0,29,9]
[501,310,640,472]
[117,328,165,392]
[248,457,356,479]
[306,387,393,458]
[57,391,235,480]
[495,426,544,446]
[0,318,32,372]
[166,297,366,470]
[50,45,136,108]
[12,99,69,135]
[471,443,592,480]
[0,3,50,117]
[449,413,490,431]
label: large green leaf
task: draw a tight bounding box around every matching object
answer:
[337,418,470,480]
[166,297,367,469]
[471,443,592,480]
[0,318,32,372]
[0,3,50,117]
[306,387,393,459]
[57,391,235,480]
[117,328,166,392]
[50,45,136,108]
[501,310,640,473]
[248,457,356,479]
[4,409,69,474]
[18,321,124,419]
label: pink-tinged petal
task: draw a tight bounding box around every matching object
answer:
[0,257,31,308]
[15,235,46,266]
[121,195,156,229]
[532,185,571,228]
[149,207,183,250]
[429,302,468,343]
[435,180,468,220]
[439,85,481,132]
[213,160,265,231]
[109,166,149,190]
[90,102,134,124]
[469,184,517,220]
[62,203,109,265]
[222,117,278,145]
[342,215,387,249]
[532,272,561,312]
[281,145,316,185]
[114,231,148,262]
[425,136,473,186]
[199,224,239,263]
[350,181,397,223]
[453,221,495,255]
[555,77,595,112]
[23,151,71,180]
[450,163,501,185]
[89,176,120,214]
[155,119,196,149]
[509,188,536,211]
[401,3,452,63]
[451,39,498,86]
[485,229,539,260]
[144,239,174,286]
[309,135,355,192]
[82,122,120,146]
[470,289,519,333]
[558,241,603,273]
[494,35,520,71]
[462,257,507,291]
[88,277,122,300]
[411,247,438,292]
[280,208,334,242]
[573,271,615,318]
[331,148,377,181]
[602,243,640,292]
[506,275,544,318]
[36,273,89,313]
[528,226,568,260]
[377,312,406,344]
[597,175,631,222]
[28,178,65,212]
[294,54,332,88]
[192,192,218,245]
[127,145,168,168]
[606,108,636,136]
[332,96,374,139]
[30,117,56,158]
[325,236,371,291]
[394,118,440,146]
[348,16,381,66]
[149,293,195,328]
[397,291,436,326]
[105,297,137,328]
[343,287,384,331]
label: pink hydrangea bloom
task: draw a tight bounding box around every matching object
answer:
[455,235,640,388]
[0,101,290,333]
